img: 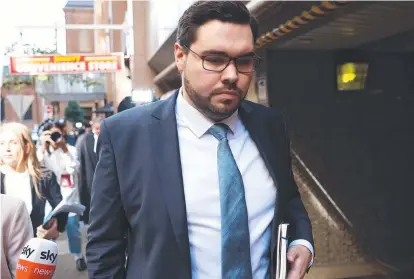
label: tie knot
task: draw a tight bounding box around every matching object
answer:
[208,123,230,141]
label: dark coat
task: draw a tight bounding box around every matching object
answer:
[78,132,98,223]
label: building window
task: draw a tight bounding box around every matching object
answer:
[79,30,91,52]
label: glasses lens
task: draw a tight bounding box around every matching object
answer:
[50,132,62,142]
[202,55,260,73]
[236,56,259,73]
[203,55,230,72]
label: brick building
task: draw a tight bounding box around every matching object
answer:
[52,0,104,122]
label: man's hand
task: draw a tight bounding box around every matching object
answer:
[286,245,312,279]
[37,218,60,240]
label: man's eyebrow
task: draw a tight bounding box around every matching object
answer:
[200,50,256,57]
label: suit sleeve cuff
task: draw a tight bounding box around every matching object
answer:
[289,239,314,268]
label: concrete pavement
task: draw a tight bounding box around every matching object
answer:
[53,226,88,279]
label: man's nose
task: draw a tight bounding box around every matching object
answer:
[221,61,239,84]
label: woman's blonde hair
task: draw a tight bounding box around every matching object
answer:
[0,122,42,198]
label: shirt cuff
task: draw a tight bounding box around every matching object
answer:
[289,239,314,267]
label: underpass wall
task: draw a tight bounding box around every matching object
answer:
[266,49,414,271]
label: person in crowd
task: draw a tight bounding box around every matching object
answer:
[77,118,101,225]
[0,122,67,242]
[75,121,92,150]
[53,118,75,146]
[37,120,87,271]
[0,122,68,239]
[1,194,33,279]
[117,96,135,113]
[86,2,314,279]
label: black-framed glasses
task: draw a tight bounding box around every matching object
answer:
[184,46,261,73]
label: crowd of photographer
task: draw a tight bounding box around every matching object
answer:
[0,118,97,277]
[0,93,161,278]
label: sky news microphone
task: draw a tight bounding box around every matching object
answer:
[15,238,58,279]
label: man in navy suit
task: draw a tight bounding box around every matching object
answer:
[86,2,314,279]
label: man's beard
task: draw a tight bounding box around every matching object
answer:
[183,75,245,122]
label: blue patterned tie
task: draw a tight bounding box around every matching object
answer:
[208,123,253,279]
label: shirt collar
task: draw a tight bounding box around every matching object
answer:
[175,87,239,138]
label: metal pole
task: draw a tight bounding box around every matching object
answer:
[107,0,114,106]
[108,0,113,52]
[126,0,134,56]
[54,23,58,52]
[93,2,98,53]
[20,29,24,54]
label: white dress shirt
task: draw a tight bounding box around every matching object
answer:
[93,133,98,153]
[175,90,313,279]
[1,166,32,214]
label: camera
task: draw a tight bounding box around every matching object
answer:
[50,132,62,143]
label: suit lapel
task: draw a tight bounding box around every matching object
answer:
[86,133,98,165]
[239,102,280,192]
[239,102,284,278]
[150,90,191,277]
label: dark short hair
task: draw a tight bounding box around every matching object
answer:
[84,121,92,128]
[39,118,66,133]
[117,96,135,113]
[177,1,258,49]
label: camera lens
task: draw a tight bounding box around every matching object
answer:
[50,132,62,142]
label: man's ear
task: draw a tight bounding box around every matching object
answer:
[174,43,187,73]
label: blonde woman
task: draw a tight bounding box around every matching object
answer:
[0,122,67,239]
[1,194,33,279]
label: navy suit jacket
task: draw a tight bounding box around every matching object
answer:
[86,90,314,279]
